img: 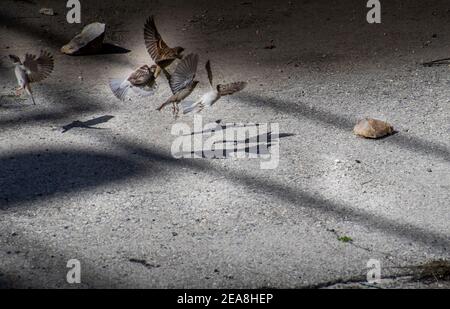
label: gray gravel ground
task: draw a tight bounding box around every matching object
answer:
[0,0,449,288]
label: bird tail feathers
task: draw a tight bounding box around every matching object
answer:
[131,83,157,97]
[182,100,202,115]
[109,79,130,101]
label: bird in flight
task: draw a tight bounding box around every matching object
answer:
[109,65,158,101]
[9,50,54,105]
[157,53,199,118]
[144,16,184,78]
[183,60,247,114]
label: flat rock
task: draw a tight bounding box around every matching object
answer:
[354,118,394,139]
[61,22,106,55]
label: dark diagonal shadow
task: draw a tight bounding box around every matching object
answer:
[98,43,130,55]
[0,12,67,47]
[182,132,294,158]
[177,122,294,158]
[62,115,114,133]
[232,172,450,250]
[0,149,147,210]
[112,140,449,250]
[422,58,450,67]
[62,43,131,57]
[236,93,450,162]
[0,101,104,129]
[178,143,274,159]
[236,93,355,130]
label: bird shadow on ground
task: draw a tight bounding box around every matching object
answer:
[181,120,262,136]
[177,122,294,158]
[216,132,295,144]
[62,115,115,133]
[179,143,274,159]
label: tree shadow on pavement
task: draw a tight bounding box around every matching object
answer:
[0,149,147,210]
[235,92,450,162]
[112,139,450,251]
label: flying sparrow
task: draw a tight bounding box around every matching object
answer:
[182,60,247,114]
[144,16,184,78]
[109,65,157,101]
[9,50,54,105]
[157,53,199,118]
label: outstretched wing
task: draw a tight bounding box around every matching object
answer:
[205,60,213,87]
[169,54,198,94]
[144,16,176,64]
[23,50,54,83]
[218,81,247,96]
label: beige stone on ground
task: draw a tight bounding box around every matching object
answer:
[354,118,394,139]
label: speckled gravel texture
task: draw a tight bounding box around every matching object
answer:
[0,0,448,288]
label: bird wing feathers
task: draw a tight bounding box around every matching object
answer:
[144,16,177,64]
[23,50,54,83]
[217,81,247,96]
[109,79,131,101]
[169,54,198,94]
[181,100,201,114]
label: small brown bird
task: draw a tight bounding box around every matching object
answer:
[157,53,199,117]
[109,65,157,101]
[182,60,247,114]
[144,16,184,78]
[9,50,54,105]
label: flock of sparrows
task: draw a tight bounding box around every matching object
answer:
[9,16,247,118]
